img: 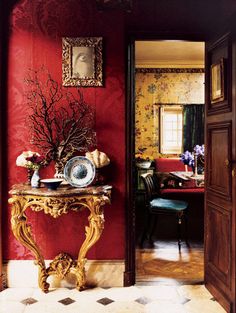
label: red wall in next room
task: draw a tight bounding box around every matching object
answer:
[4,0,126,260]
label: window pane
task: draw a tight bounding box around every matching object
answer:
[161,107,183,154]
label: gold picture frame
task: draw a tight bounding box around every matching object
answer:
[210,58,225,103]
[62,37,103,87]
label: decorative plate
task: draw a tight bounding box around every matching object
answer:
[64,156,96,187]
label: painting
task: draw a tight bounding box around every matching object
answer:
[210,58,225,103]
[62,37,103,87]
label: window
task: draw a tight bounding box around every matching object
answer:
[160,106,183,154]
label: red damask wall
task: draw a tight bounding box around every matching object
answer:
[5,0,126,260]
[5,0,236,262]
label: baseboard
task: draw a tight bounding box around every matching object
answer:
[3,260,125,288]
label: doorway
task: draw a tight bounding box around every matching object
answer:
[131,39,205,285]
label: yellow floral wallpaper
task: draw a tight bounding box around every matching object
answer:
[135,69,204,159]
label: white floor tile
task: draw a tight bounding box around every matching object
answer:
[68,301,110,313]
[139,285,180,301]
[104,286,142,301]
[0,285,227,313]
[23,301,66,313]
[0,288,34,301]
[69,287,108,302]
[0,301,25,313]
[145,300,187,313]
[106,301,145,313]
[178,285,212,300]
[184,299,226,313]
[31,287,72,302]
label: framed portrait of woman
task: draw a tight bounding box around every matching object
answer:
[62,37,103,87]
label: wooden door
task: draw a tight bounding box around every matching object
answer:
[205,32,236,313]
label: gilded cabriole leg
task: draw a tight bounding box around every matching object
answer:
[9,196,50,293]
[74,195,108,291]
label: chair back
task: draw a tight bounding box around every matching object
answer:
[140,173,159,202]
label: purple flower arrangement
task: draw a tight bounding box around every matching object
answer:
[180,144,204,169]
[180,150,195,167]
[194,144,204,157]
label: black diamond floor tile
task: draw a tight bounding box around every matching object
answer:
[135,296,152,305]
[21,298,38,305]
[58,297,76,305]
[97,297,114,305]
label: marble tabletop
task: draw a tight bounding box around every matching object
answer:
[9,183,112,197]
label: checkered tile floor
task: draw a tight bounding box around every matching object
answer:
[0,285,226,313]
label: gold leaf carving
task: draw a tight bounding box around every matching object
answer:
[8,185,111,292]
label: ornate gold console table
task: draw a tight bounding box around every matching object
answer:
[8,184,111,293]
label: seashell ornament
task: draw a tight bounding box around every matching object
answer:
[85,149,110,168]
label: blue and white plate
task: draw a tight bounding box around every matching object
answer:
[64,156,96,187]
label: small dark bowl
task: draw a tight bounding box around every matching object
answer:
[40,178,63,190]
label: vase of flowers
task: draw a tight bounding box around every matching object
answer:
[180,144,204,176]
[135,153,153,169]
[194,144,205,174]
[30,168,40,188]
[16,151,45,186]
[180,150,194,169]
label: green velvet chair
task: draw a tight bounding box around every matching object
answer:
[140,173,189,251]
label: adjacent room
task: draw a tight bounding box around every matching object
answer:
[134,40,205,284]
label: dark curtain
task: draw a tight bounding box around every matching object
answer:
[183,104,204,152]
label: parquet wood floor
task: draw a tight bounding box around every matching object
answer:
[136,240,204,285]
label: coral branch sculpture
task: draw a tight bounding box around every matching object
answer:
[25,68,96,174]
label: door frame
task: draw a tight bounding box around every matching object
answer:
[124,32,208,286]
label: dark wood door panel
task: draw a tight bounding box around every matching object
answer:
[206,121,232,200]
[206,33,232,115]
[206,192,232,212]
[205,29,236,313]
[205,201,231,287]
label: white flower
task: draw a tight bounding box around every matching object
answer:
[16,151,40,168]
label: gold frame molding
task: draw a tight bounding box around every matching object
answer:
[62,37,103,87]
[136,68,204,73]
[210,58,225,104]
